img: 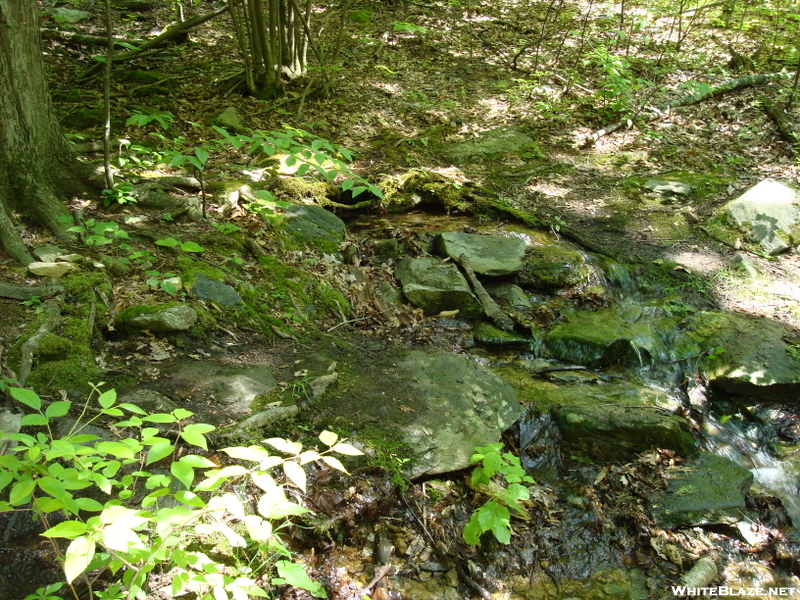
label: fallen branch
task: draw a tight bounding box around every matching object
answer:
[41,28,145,47]
[77,2,234,80]
[760,96,799,147]
[457,254,515,332]
[584,72,789,147]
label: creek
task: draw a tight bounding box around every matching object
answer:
[338,210,800,599]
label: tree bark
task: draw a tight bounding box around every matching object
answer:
[0,0,99,264]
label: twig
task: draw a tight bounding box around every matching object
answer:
[326,309,393,332]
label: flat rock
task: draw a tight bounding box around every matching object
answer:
[281,203,345,248]
[191,274,242,306]
[48,7,92,23]
[398,351,523,478]
[515,244,595,290]
[28,261,80,278]
[395,257,481,317]
[119,304,198,332]
[650,452,753,529]
[643,179,692,195]
[434,232,526,276]
[447,126,536,160]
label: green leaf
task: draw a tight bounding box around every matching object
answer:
[0,471,14,493]
[97,389,117,409]
[20,414,48,427]
[339,148,353,161]
[144,413,177,424]
[119,403,147,415]
[11,387,41,410]
[74,497,105,512]
[351,186,367,197]
[331,442,364,456]
[155,237,180,247]
[171,461,195,489]
[45,401,71,418]
[95,441,137,459]
[42,520,88,539]
[145,442,174,466]
[314,153,328,166]
[9,479,36,505]
[174,489,206,507]
[274,561,327,598]
[187,156,202,171]
[181,424,215,450]
[463,512,482,545]
[321,455,348,474]
[179,241,204,253]
[285,156,297,167]
[195,147,209,164]
[172,408,193,420]
[222,445,274,463]
[283,461,307,492]
[64,536,95,584]
[296,163,310,176]
[264,438,302,455]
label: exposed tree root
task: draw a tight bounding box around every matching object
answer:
[18,299,62,388]
[457,253,515,332]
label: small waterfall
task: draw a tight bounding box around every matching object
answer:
[701,408,800,528]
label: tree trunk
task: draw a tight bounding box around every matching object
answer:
[0,0,99,264]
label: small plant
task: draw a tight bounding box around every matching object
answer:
[101,181,137,207]
[786,343,800,362]
[145,269,180,297]
[125,109,175,131]
[66,219,129,247]
[583,45,646,115]
[155,236,205,253]
[392,21,428,35]
[0,384,363,600]
[212,222,242,235]
[463,443,534,545]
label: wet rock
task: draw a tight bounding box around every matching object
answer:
[552,404,696,461]
[473,321,534,350]
[678,311,800,400]
[486,283,532,310]
[281,203,346,248]
[711,178,800,255]
[543,308,671,368]
[651,452,753,529]
[118,304,198,332]
[515,244,594,290]
[395,257,481,317]
[191,274,242,306]
[434,232,526,276]
[28,261,80,278]
[398,351,522,478]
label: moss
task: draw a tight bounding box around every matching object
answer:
[189,305,218,338]
[37,334,73,359]
[27,357,98,395]
[116,302,184,322]
[62,272,112,302]
[177,258,228,286]
[277,177,333,204]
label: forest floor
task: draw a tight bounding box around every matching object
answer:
[34,0,800,333]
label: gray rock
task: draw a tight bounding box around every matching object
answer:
[678,311,800,400]
[485,283,532,310]
[281,203,345,248]
[28,261,80,278]
[398,351,522,478]
[395,257,481,317]
[122,304,198,332]
[447,126,536,160]
[651,452,753,529]
[118,389,178,415]
[553,404,696,462]
[434,232,527,276]
[716,178,800,255]
[33,246,69,262]
[213,107,248,134]
[729,253,759,279]
[48,7,92,23]
[163,361,277,415]
[643,179,692,195]
[191,274,242,306]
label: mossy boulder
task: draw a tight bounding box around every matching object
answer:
[516,244,596,290]
[395,257,481,317]
[117,304,198,332]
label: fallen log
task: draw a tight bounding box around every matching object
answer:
[0,281,62,301]
[583,72,789,147]
[761,96,799,147]
[457,254,515,333]
[41,28,145,48]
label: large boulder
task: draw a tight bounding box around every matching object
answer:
[650,452,753,529]
[434,232,526,276]
[678,311,800,400]
[397,352,523,478]
[280,203,345,250]
[117,304,198,332]
[395,257,481,317]
[710,179,800,255]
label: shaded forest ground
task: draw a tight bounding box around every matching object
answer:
[33,0,800,330]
